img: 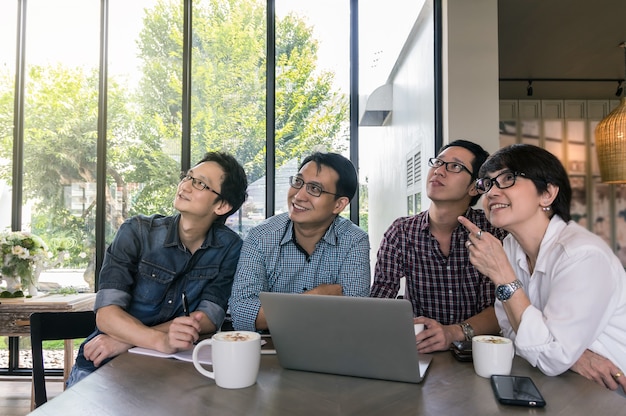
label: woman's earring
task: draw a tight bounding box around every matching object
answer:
[542,206,551,212]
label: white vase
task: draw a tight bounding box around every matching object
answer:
[3,275,21,292]
[27,282,38,296]
[28,268,41,296]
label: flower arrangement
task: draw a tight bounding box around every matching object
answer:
[1,231,52,295]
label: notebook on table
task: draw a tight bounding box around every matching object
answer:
[259,292,432,384]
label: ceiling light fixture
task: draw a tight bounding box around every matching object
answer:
[595,42,626,183]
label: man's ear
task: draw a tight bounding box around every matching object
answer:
[468,183,479,197]
[214,199,233,217]
[332,196,350,215]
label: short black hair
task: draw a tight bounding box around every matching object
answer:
[438,139,490,206]
[479,144,571,222]
[298,152,358,201]
[196,152,248,224]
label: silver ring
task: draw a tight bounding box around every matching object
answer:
[465,240,473,248]
[476,230,483,239]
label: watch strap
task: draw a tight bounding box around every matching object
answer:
[459,321,475,341]
[496,279,523,302]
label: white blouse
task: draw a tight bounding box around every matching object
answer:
[496,215,626,376]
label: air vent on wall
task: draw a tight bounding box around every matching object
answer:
[406,151,421,191]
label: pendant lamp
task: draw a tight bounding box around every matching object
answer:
[595,42,626,183]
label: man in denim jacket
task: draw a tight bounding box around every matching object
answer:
[67,152,248,386]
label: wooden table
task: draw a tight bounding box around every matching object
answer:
[0,293,96,376]
[29,348,625,415]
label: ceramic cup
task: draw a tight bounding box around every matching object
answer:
[472,335,515,378]
[192,331,261,389]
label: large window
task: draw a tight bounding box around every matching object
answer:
[0,0,370,374]
[24,0,101,287]
[273,0,351,217]
[1,0,435,377]
[0,1,16,232]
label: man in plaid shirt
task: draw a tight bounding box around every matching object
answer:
[371,140,507,353]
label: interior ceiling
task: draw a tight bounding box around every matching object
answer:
[498,0,626,100]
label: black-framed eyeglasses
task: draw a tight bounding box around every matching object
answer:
[475,170,528,194]
[428,157,472,176]
[179,172,222,197]
[289,176,338,198]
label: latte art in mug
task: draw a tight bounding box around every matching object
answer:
[476,336,509,344]
[217,332,255,342]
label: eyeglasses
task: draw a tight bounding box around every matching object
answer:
[475,171,528,194]
[289,176,338,197]
[179,172,222,197]
[428,157,472,175]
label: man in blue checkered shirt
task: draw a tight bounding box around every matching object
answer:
[370,140,507,353]
[230,152,370,331]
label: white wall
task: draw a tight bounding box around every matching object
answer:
[443,0,500,153]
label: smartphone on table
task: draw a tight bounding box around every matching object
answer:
[450,340,473,362]
[490,375,547,407]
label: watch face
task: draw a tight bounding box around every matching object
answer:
[496,284,512,301]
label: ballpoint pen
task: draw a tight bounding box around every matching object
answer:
[182,291,190,316]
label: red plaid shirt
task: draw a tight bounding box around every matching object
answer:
[370,208,507,324]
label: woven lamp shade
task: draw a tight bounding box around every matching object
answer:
[595,97,626,183]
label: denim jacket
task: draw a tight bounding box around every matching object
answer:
[73,213,242,373]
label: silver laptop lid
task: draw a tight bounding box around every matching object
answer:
[260,292,432,383]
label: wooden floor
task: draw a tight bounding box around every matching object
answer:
[0,377,64,416]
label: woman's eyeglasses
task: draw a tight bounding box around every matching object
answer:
[475,171,528,194]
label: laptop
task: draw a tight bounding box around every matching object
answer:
[259,292,432,383]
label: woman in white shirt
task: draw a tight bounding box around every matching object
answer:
[458,143,626,395]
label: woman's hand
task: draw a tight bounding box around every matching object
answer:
[457,216,514,286]
[571,349,626,391]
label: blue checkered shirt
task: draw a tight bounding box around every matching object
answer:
[230,213,371,331]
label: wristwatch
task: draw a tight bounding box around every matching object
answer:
[459,321,475,341]
[496,279,523,302]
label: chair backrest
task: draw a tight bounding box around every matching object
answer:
[30,310,96,408]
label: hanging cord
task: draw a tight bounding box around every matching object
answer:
[621,41,626,98]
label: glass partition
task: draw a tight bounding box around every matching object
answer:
[274,0,351,219]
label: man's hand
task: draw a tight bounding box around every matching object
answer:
[571,349,626,391]
[166,311,204,351]
[413,317,462,353]
[83,334,132,367]
[304,284,343,296]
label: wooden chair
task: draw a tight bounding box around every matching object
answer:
[29,310,96,409]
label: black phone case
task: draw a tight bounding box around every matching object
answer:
[450,341,473,362]
[490,375,547,407]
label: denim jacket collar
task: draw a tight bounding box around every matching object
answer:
[164,213,223,250]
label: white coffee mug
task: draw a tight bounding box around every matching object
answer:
[192,331,261,389]
[472,335,515,378]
